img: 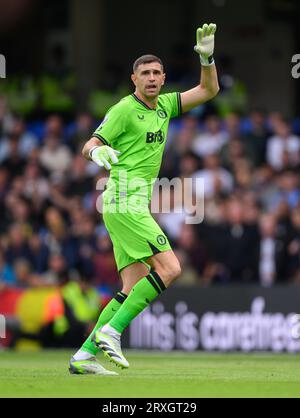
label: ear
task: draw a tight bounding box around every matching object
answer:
[161,73,166,86]
[131,73,137,86]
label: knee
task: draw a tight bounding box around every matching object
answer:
[155,261,182,286]
[172,262,182,280]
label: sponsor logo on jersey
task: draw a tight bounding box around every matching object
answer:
[137,115,145,120]
[157,110,167,119]
[146,130,165,144]
[157,235,167,245]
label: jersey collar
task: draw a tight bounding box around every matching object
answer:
[132,93,156,111]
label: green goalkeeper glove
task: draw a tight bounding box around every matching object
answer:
[89,145,121,170]
[194,23,217,66]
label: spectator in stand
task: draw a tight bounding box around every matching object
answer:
[178,151,201,179]
[192,114,228,157]
[11,118,38,157]
[0,249,16,289]
[48,172,72,214]
[271,170,300,211]
[266,119,300,171]
[257,213,288,286]
[13,258,34,288]
[66,155,94,198]
[23,162,49,201]
[39,135,72,176]
[68,112,95,153]
[168,114,200,152]
[71,214,97,277]
[1,137,27,179]
[216,198,259,282]
[241,191,260,226]
[224,112,241,141]
[9,196,32,226]
[0,168,9,232]
[81,172,108,215]
[28,234,49,273]
[42,207,77,268]
[220,138,245,172]
[176,223,207,278]
[41,253,68,286]
[0,118,38,161]
[5,224,32,266]
[243,109,269,168]
[232,158,254,191]
[44,115,64,143]
[0,167,8,199]
[0,95,15,138]
[253,164,278,212]
[287,208,300,279]
[288,207,300,276]
[268,111,284,133]
[193,153,233,199]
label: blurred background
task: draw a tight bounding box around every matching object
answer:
[1,0,300,352]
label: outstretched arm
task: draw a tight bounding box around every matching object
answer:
[180,23,220,113]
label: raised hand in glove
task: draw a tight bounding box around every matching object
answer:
[194,23,217,66]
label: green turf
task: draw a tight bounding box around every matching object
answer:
[0,350,299,398]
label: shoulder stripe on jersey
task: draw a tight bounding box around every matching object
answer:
[176,92,182,116]
[131,94,154,111]
[92,133,109,146]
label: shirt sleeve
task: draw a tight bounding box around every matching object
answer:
[160,92,182,119]
[92,103,127,146]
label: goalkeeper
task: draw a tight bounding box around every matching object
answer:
[70,23,219,375]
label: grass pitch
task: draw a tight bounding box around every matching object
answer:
[0,350,299,398]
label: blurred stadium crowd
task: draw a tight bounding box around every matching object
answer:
[1,93,300,296]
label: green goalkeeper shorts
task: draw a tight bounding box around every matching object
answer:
[102,203,171,272]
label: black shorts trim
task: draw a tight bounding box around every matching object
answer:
[147,241,161,255]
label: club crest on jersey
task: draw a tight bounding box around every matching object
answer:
[157,110,167,119]
[146,129,165,144]
[157,235,167,245]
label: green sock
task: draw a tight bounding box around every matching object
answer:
[109,270,166,334]
[81,291,127,355]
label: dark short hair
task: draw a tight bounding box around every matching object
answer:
[133,54,164,73]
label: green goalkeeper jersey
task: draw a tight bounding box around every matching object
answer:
[93,92,182,206]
